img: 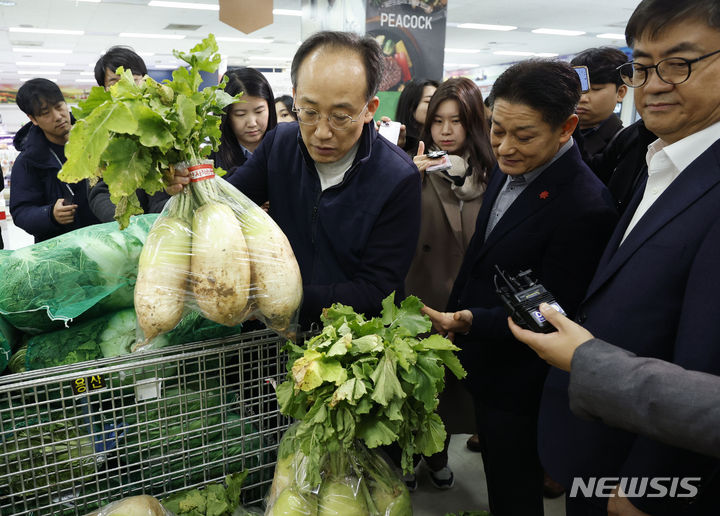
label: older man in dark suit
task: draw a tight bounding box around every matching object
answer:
[537,1,720,515]
[423,59,617,516]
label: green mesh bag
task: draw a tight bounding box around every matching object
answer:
[0,214,158,334]
[23,308,242,370]
[0,314,19,374]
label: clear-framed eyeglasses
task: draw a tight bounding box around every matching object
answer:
[617,49,720,88]
[292,101,368,131]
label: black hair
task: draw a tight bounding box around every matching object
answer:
[570,47,628,87]
[395,78,439,152]
[290,31,384,101]
[216,67,277,169]
[94,46,148,86]
[275,95,297,120]
[626,0,720,47]
[489,59,581,129]
[421,77,495,185]
[16,78,65,117]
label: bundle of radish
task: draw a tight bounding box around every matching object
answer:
[59,35,303,346]
[266,294,467,516]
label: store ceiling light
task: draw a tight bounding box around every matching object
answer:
[597,33,626,40]
[0,1,17,5]
[12,47,73,54]
[493,50,535,56]
[10,27,84,35]
[445,48,481,54]
[16,61,66,66]
[535,52,559,57]
[216,36,274,44]
[80,71,94,75]
[18,70,61,75]
[76,78,98,83]
[456,23,517,31]
[273,9,302,16]
[119,33,186,39]
[532,28,586,36]
[148,1,218,10]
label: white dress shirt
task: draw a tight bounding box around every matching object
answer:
[622,120,720,243]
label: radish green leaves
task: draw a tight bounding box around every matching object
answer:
[277,293,467,485]
[59,34,237,229]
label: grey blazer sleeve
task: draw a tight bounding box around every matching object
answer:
[569,338,720,459]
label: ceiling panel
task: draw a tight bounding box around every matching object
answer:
[0,0,642,85]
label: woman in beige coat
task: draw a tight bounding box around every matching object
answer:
[405,77,495,490]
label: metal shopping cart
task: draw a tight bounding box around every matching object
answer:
[0,329,290,515]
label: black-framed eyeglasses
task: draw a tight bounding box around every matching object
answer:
[292,101,368,131]
[617,49,720,88]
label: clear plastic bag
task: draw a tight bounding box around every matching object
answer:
[266,423,412,516]
[134,161,302,349]
[85,495,172,516]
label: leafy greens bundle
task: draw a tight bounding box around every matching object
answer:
[59,34,236,228]
[276,293,466,485]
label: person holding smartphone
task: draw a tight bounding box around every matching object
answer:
[10,79,99,242]
[401,77,494,490]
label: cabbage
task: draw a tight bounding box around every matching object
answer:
[0,214,157,334]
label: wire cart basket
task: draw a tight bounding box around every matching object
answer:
[0,329,290,515]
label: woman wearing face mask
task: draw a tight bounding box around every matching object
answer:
[213,67,277,181]
[394,78,438,155]
[404,77,495,490]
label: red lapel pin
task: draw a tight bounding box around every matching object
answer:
[539,190,550,199]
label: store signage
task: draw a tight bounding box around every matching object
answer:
[366,0,448,91]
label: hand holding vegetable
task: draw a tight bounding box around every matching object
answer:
[165,164,190,196]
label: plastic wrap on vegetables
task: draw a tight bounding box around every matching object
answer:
[266,424,411,516]
[85,495,171,516]
[53,33,302,345]
[0,214,158,334]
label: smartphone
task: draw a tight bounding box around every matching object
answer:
[62,184,75,206]
[378,120,401,145]
[573,65,591,93]
[426,154,452,173]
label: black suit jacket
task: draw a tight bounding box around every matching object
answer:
[448,142,617,408]
[540,138,720,514]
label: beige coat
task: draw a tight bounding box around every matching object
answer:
[405,157,484,310]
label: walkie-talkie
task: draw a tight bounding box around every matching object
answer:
[494,266,566,333]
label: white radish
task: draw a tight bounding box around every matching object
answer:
[134,216,191,346]
[191,202,251,326]
[239,205,303,332]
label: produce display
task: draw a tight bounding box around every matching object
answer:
[57,34,303,342]
[87,495,171,516]
[0,314,18,373]
[268,293,467,515]
[13,308,241,371]
[0,214,157,334]
[161,472,249,515]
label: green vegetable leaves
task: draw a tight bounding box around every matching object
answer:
[278,293,467,483]
[59,34,238,228]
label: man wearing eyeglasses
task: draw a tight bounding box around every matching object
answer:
[538,1,720,514]
[169,31,421,325]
